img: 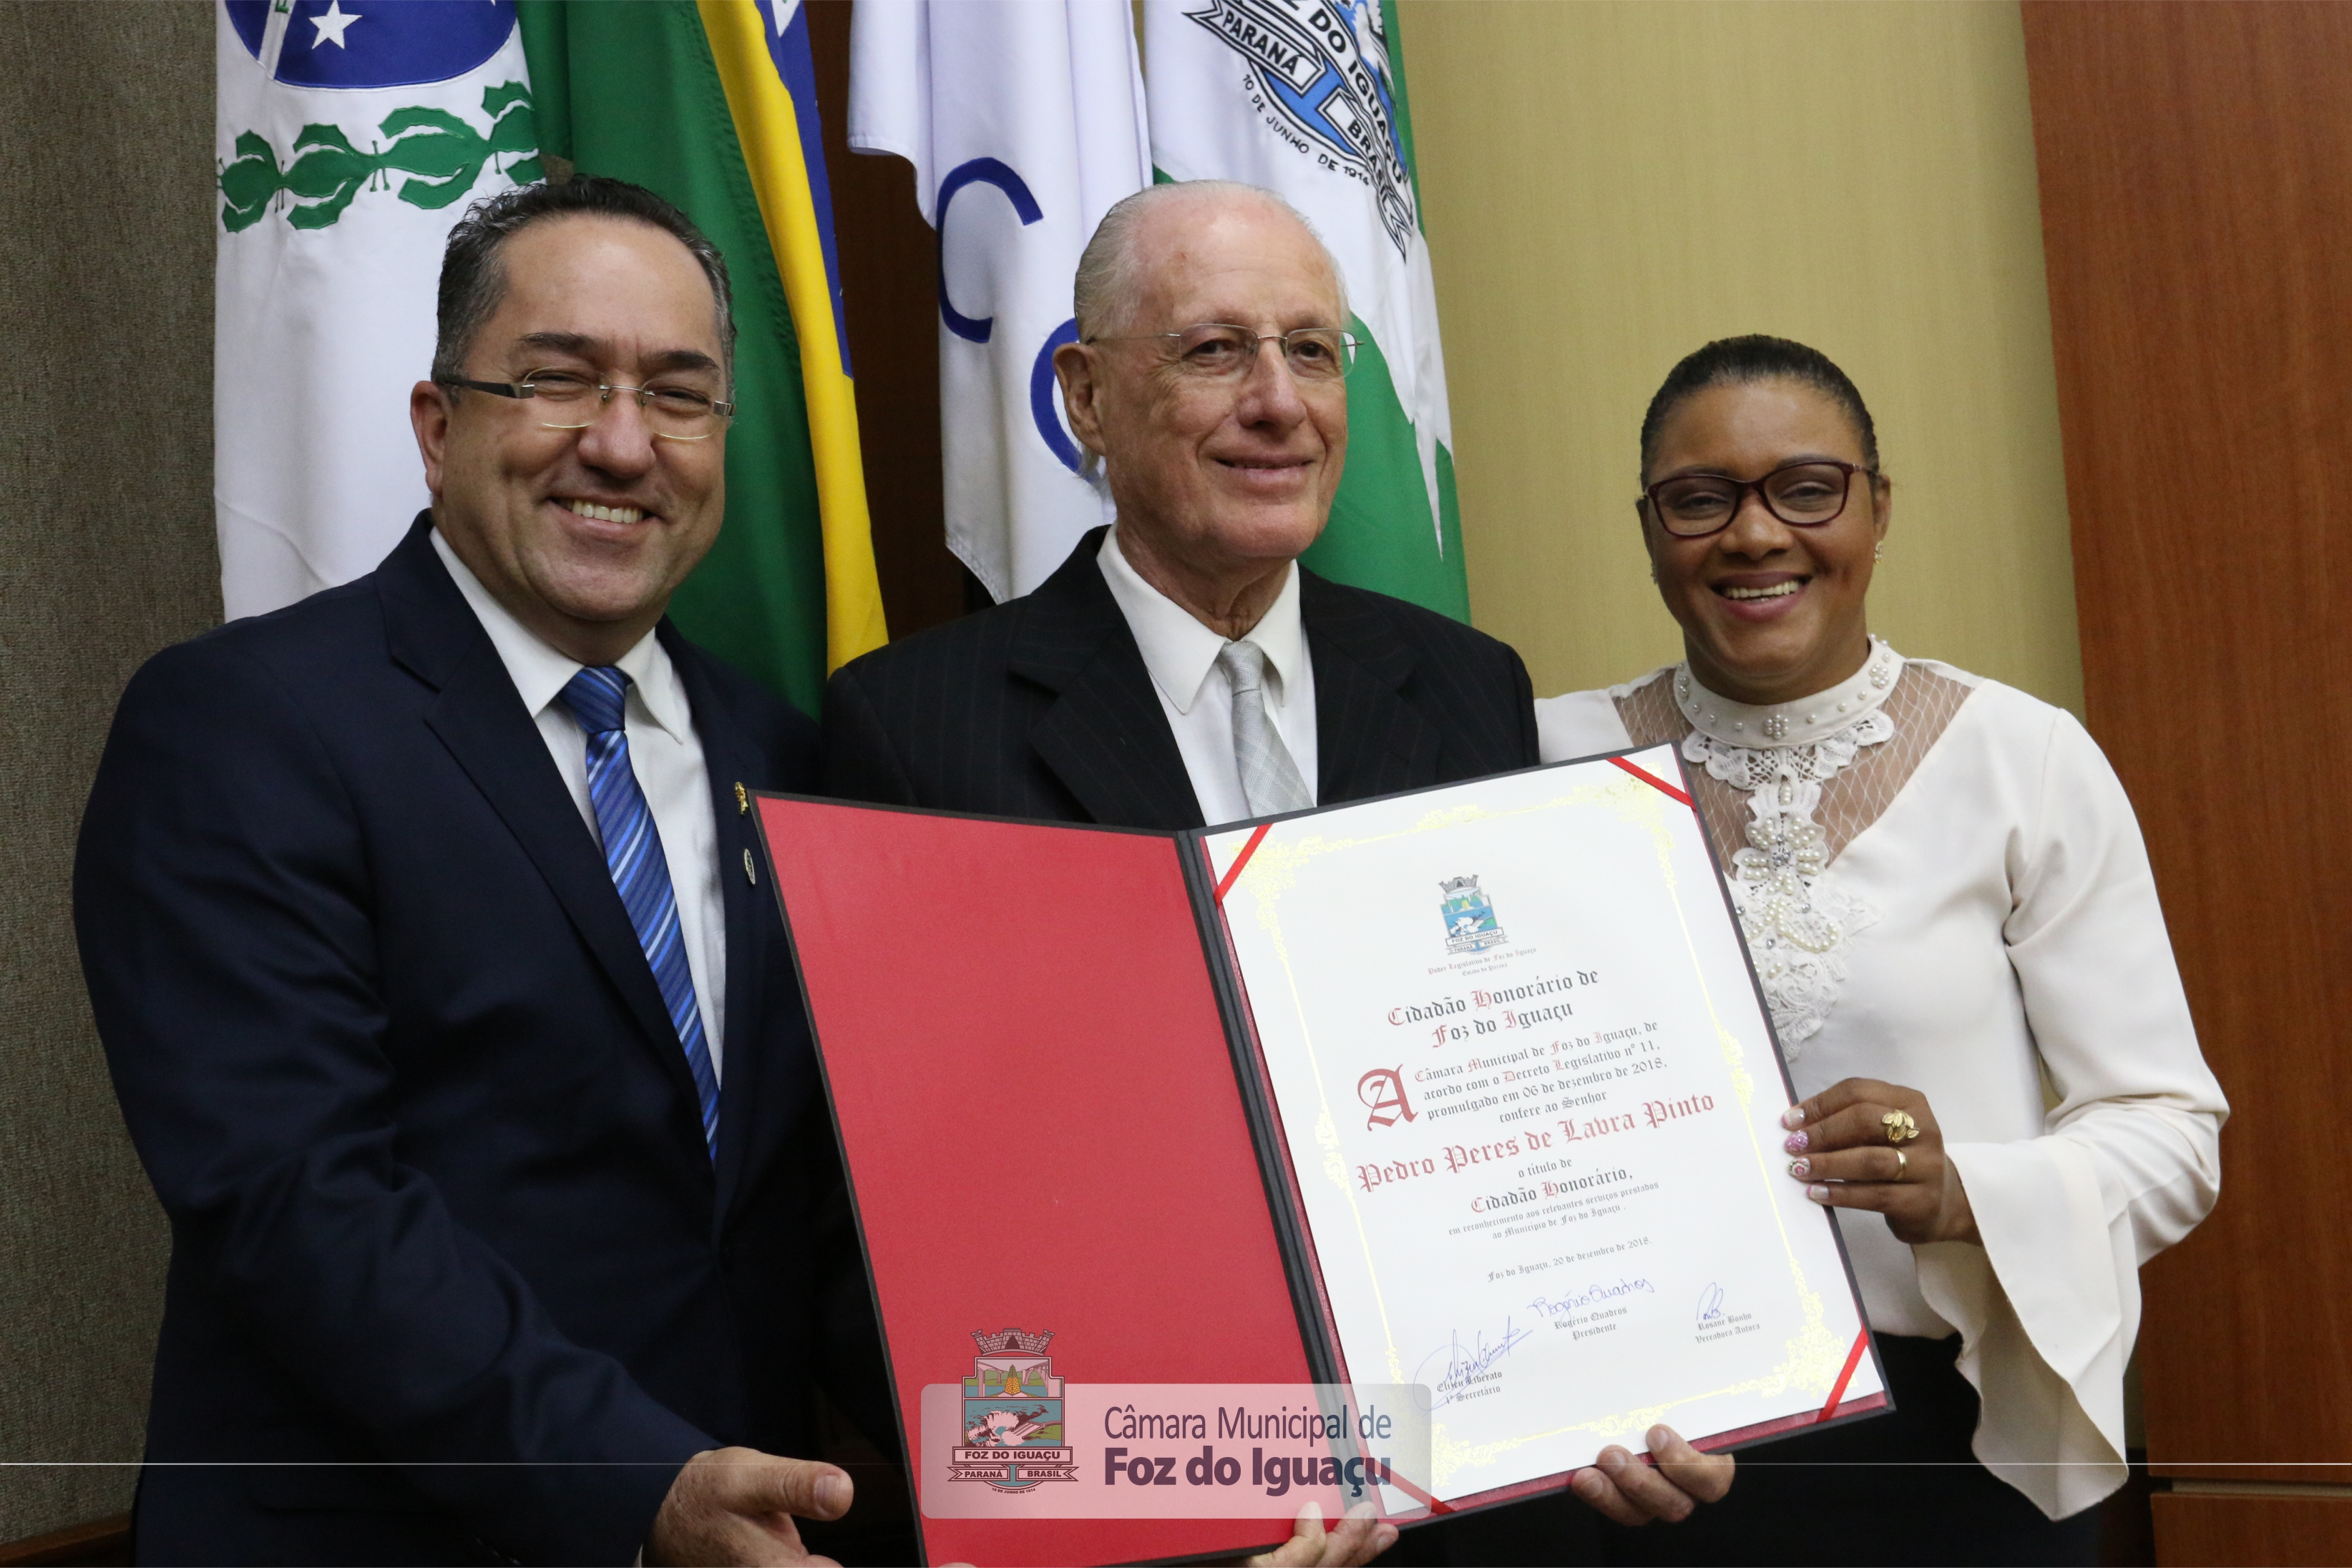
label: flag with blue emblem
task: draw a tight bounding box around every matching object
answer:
[1144,0,1468,620]
[515,0,887,711]
[214,0,543,619]
[846,0,1151,602]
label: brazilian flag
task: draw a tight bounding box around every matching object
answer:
[517,0,885,712]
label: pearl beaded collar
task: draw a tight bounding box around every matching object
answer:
[1674,637,1904,749]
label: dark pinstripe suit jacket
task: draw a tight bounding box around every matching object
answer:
[821,526,1539,826]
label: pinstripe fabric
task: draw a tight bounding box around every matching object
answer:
[560,666,721,1155]
[822,526,1541,827]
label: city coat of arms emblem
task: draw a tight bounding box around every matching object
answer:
[1440,876,1507,954]
[1181,0,1420,259]
[950,1328,1080,1491]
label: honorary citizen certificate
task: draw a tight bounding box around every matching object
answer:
[1201,745,1884,1509]
[757,744,1885,1562]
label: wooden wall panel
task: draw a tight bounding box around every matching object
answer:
[2021,1,2352,1485]
[2152,1493,2352,1568]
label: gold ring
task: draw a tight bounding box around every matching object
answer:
[1892,1149,1907,1182]
[1883,1110,1920,1145]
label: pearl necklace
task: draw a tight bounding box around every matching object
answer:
[1673,640,1903,748]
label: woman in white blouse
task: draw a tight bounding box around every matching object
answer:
[1537,336,2225,1566]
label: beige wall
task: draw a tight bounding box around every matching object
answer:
[1404,0,2082,715]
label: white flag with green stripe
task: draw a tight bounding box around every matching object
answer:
[214,0,541,619]
[1142,0,1465,619]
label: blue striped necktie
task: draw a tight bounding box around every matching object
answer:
[559,666,719,1157]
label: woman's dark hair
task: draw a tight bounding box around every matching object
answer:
[431,175,736,387]
[1638,334,1878,479]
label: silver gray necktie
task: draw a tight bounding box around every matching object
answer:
[1215,640,1313,817]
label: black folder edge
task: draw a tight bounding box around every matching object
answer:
[751,744,1895,1562]
[1174,830,1348,1389]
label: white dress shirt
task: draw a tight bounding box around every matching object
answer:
[432,529,727,1079]
[1096,524,1318,826]
[1539,662,2225,1519]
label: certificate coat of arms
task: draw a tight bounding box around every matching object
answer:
[1439,876,1507,954]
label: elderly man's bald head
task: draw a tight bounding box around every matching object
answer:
[1073,180,1348,340]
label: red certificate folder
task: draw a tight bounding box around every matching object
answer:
[756,798,1312,1567]
[756,768,1885,1567]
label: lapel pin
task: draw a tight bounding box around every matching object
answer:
[733,781,748,815]
[743,848,757,886]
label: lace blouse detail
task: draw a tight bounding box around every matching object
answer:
[1611,645,1972,1056]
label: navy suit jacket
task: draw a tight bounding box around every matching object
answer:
[76,517,874,1565]
[822,526,1541,825]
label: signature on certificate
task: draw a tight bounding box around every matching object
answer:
[1413,1319,1533,1408]
[1696,1283,1726,1327]
[1526,1278,1655,1318]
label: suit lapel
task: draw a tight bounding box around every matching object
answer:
[1303,571,1440,805]
[381,519,713,1145]
[1010,528,1204,831]
[664,629,767,1226]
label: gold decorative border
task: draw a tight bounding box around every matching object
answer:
[1207,759,1856,1495]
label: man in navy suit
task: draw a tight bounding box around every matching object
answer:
[76,178,882,1565]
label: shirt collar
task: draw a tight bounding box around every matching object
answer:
[429,526,690,741]
[1096,524,1306,715]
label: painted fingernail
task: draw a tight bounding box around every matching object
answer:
[1806,1183,1831,1202]
[1787,1158,1809,1178]
[1783,1131,1808,1153]
[1781,1106,1805,1129]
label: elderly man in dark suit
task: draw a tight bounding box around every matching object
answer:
[822,181,1732,1561]
[75,177,887,1566]
[825,180,1531,831]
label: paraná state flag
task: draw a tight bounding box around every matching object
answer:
[518,0,886,711]
[1144,0,1468,620]
[214,0,543,620]
[846,0,1151,602]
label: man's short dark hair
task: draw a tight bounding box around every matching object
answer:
[1639,334,1878,480]
[431,175,737,387]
